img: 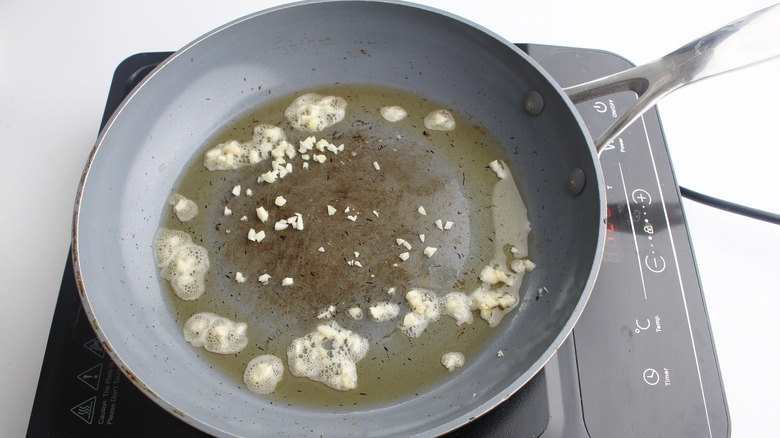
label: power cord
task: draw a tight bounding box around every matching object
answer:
[680,186,780,225]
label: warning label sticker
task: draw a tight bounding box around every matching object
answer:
[77,363,103,391]
[70,396,97,425]
[83,338,105,359]
[70,360,122,426]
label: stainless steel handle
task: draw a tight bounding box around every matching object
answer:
[564,3,780,154]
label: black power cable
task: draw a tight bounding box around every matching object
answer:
[679,186,780,225]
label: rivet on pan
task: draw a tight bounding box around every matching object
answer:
[567,168,586,196]
[522,90,544,116]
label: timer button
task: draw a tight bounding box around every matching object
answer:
[643,368,660,386]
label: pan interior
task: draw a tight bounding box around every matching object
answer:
[74,1,604,436]
[161,83,531,408]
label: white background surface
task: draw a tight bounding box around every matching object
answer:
[1,0,778,436]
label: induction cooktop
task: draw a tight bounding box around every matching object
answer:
[26,44,729,437]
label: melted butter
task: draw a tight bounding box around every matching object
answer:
[158,84,530,409]
[480,162,532,325]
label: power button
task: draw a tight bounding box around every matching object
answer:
[645,254,666,273]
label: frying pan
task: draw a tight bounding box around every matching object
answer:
[73,1,780,436]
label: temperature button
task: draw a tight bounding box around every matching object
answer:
[635,318,651,333]
[635,315,663,333]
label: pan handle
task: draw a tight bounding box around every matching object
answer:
[563,3,780,155]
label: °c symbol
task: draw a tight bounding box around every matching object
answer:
[635,318,651,333]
